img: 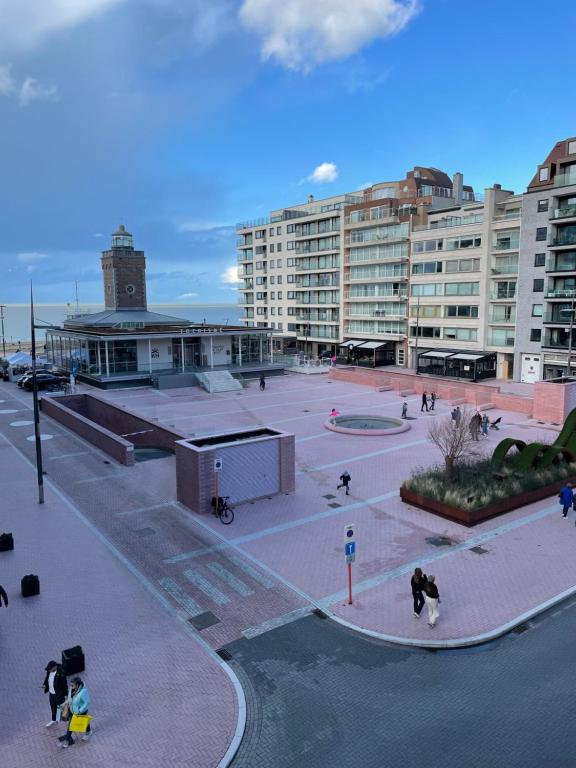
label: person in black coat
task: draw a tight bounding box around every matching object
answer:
[424,575,440,628]
[43,661,68,727]
[0,584,8,607]
[411,567,427,618]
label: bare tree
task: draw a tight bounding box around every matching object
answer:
[428,408,477,482]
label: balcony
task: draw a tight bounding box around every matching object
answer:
[490,289,516,300]
[550,233,576,247]
[492,240,520,251]
[553,172,576,188]
[347,274,407,283]
[545,289,576,299]
[488,334,515,347]
[492,212,521,222]
[412,214,484,232]
[295,261,340,271]
[544,312,576,324]
[491,263,519,275]
[546,258,576,273]
[550,204,576,220]
[489,312,516,324]
[345,290,408,300]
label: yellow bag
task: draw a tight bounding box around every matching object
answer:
[69,714,92,733]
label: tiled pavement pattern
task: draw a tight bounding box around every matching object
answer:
[227,606,576,768]
[0,419,236,768]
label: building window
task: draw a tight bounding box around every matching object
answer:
[277,276,282,284]
[269,245,275,253]
[568,140,576,155]
[277,243,282,252]
[288,291,296,299]
[412,261,442,274]
[530,328,542,342]
[287,224,295,233]
[277,291,283,299]
[277,259,282,268]
[269,227,274,236]
[277,322,283,330]
[535,227,547,241]
[533,279,544,292]
[537,199,549,212]
[269,276,275,284]
[278,307,283,315]
[534,253,546,267]
[287,242,295,250]
[270,291,275,299]
[287,258,295,266]
[269,259,275,268]
[539,167,549,182]
[277,226,282,235]
[287,275,295,283]
[256,230,265,239]
[531,304,543,316]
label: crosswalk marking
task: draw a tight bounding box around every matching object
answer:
[158,577,203,617]
[183,569,230,605]
[227,554,276,589]
[206,562,254,596]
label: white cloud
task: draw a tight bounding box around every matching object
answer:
[177,219,229,233]
[18,77,59,106]
[178,292,200,299]
[0,63,15,95]
[239,0,420,71]
[0,0,124,52]
[18,251,49,262]
[220,265,240,285]
[307,162,338,184]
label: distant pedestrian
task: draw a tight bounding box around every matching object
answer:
[451,407,457,425]
[424,575,440,628]
[421,391,428,412]
[259,375,266,391]
[59,677,91,748]
[469,412,481,441]
[481,413,489,437]
[559,482,573,518]
[329,408,340,424]
[411,567,427,618]
[331,355,336,367]
[337,470,351,495]
[401,401,408,419]
[430,392,437,411]
[454,406,462,426]
[43,661,68,728]
[0,584,8,607]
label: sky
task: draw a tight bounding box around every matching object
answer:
[1,0,576,304]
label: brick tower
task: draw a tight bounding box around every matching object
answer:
[101,225,147,310]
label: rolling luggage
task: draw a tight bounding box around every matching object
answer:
[0,533,14,552]
[62,645,85,676]
[21,574,40,597]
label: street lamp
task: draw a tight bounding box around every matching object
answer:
[0,304,6,358]
[413,296,421,375]
[30,283,44,504]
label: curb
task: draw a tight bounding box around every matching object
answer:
[324,584,576,649]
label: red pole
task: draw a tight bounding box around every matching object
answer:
[347,562,353,605]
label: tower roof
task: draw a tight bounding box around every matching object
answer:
[113,224,132,238]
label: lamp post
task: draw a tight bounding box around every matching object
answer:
[560,294,576,377]
[0,304,5,357]
[413,296,420,375]
[30,283,44,504]
[348,341,354,366]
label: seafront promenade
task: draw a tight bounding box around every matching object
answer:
[2,372,576,766]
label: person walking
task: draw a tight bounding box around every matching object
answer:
[559,482,573,518]
[337,470,351,495]
[43,661,68,728]
[411,567,427,618]
[330,355,336,367]
[401,401,408,419]
[481,413,489,438]
[329,408,340,424]
[421,391,428,412]
[424,575,440,628]
[259,375,266,391]
[59,677,91,748]
[430,391,437,411]
[469,412,481,441]
[0,584,8,607]
[454,405,462,427]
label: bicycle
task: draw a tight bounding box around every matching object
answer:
[211,496,234,525]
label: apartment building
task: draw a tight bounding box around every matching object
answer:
[408,185,521,380]
[514,136,576,382]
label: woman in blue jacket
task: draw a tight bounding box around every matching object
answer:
[559,482,573,518]
[59,677,91,748]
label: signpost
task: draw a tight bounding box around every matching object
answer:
[344,524,355,605]
[213,457,223,516]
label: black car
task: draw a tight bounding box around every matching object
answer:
[22,373,67,391]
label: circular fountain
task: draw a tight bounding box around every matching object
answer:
[325,414,410,436]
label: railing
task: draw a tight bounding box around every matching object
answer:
[544,313,576,324]
[546,260,576,272]
[489,313,516,324]
[347,273,408,282]
[490,289,516,299]
[491,263,519,274]
[550,204,576,220]
[295,261,340,271]
[545,289,576,299]
[295,244,340,254]
[236,217,269,230]
[345,291,408,299]
[344,209,399,225]
[492,241,520,251]
[554,172,576,188]
[492,212,521,221]
[488,335,515,347]
[550,234,576,247]
[346,232,409,245]
[296,280,339,288]
[412,214,484,233]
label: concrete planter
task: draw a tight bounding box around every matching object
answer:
[400,479,573,527]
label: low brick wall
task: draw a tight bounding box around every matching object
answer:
[533,380,576,424]
[330,368,535,417]
[40,396,135,466]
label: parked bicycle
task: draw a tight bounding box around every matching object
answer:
[211,495,234,525]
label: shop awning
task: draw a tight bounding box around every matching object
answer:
[449,352,489,361]
[356,341,389,350]
[340,339,366,348]
[419,350,456,359]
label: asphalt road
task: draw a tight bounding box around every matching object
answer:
[228,603,576,768]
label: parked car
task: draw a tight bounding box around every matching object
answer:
[22,373,67,391]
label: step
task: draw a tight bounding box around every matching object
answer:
[376,385,393,392]
[478,403,496,411]
[398,389,416,397]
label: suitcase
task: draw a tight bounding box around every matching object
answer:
[62,645,85,676]
[21,574,40,597]
[0,533,14,552]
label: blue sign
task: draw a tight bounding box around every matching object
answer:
[345,541,356,557]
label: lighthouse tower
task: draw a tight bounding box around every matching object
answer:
[101,225,147,311]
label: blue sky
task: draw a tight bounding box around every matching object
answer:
[1,0,575,304]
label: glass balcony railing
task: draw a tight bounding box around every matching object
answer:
[491,263,519,274]
[492,240,520,251]
[490,289,516,299]
[553,172,576,188]
[489,313,516,324]
[547,259,576,272]
[550,233,576,247]
[488,335,515,346]
[545,289,576,299]
[550,204,576,220]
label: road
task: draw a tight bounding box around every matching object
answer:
[228,602,576,768]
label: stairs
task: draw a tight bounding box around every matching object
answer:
[196,371,242,393]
